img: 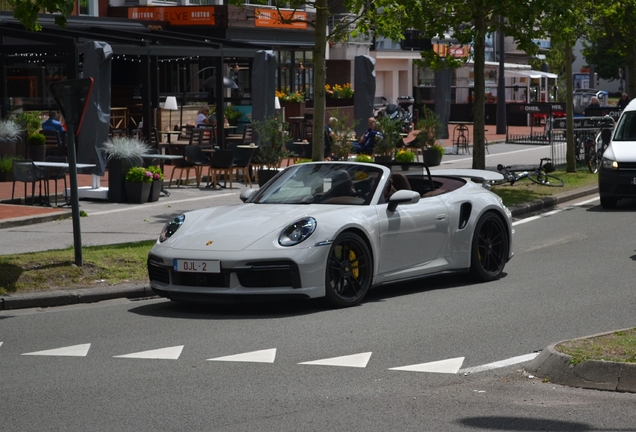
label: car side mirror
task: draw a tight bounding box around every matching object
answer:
[240,188,256,202]
[387,189,420,212]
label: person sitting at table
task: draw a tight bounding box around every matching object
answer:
[352,117,383,155]
[195,105,211,127]
[42,110,66,141]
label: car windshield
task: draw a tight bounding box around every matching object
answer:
[613,111,636,141]
[248,163,385,205]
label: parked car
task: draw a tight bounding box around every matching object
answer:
[147,162,514,307]
[598,99,636,208]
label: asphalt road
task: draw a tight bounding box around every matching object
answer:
[1,193,635,431]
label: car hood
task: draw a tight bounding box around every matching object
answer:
[168,204,345,251]
[607,141,636,161]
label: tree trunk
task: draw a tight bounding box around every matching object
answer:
[472,16,486,170]
[311,0,328,161]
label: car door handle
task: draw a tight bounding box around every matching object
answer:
[435,214,447,221]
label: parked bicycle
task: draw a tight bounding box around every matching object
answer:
[495,157,564,187]
[585,128,612,174]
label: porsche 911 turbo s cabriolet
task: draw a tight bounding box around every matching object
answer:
[147,162,513,307]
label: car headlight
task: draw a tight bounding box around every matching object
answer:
[602,157,618,170]
[278,217,317,246]
[159,215,185,243]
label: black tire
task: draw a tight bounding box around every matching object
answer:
[600,196,617,209]
[469,213,509,281]
[586,148,599,174]
[528,171,564,187]
[325,232,372,307]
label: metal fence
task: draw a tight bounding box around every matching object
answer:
[506,114,615,167]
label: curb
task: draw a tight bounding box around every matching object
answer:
[525,330,636,393]
[0,210,72,230]
[0,283,156,311]
[508,184,598,217]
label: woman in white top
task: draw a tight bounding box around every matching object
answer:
[195,105,211,127]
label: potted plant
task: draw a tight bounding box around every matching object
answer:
[414,108,444,167]
[124,166,153,204]
[395,149,416,170]
[252,116,288,186]
[101,136,151,203]
[14,111,42,158]
[354,154,374,163]
[0,119,23,157]
[224,105,242,126]
[0,154,16,182]
[329,110,358,161]
[147,165,164,202]
[27,132,46,161]
[374,115,401,162]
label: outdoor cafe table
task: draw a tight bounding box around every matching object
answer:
[159,130,182,144]
[33,161,99,203]
[447,121,472,154]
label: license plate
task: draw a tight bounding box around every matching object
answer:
[173,259,220,273]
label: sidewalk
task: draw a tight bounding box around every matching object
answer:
[0,124,539,225]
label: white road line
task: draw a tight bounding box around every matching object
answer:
[207,348,277,363]
[459,352,539,374]
[114,345,184,360]
[299,352,372,368]
[22,343,91,357]
[389,356,465,374]
[513,196,599,226]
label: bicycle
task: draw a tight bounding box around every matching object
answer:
[495,157,564,187]
[585,128,612,174]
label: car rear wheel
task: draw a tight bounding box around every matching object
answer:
[469,212,508,281]
[325,232,372,307]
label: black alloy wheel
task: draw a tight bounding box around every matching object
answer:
[325,232,372,307]
[469,212,509,281]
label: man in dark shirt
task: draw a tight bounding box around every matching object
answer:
[617,93,630,110]
[41,110,66,142]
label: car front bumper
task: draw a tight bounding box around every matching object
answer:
[598,167,636,199]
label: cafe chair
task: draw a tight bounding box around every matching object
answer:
[184,145,210,187]
[12,159,49,206]
[206,149,235,189]
[226,124,252,146]
[42,129,65,157]
[43,155,69,206]
[190,127,204,146]
[232,146,257,188]
[168,148,197,188]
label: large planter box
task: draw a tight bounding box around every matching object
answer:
[423,148,442,167]
[108,158,135,203]
[0,171,14,182]
[28,145,46,162]
[148,179,162,202]
[0,138,17,157]
[125,181,151,204]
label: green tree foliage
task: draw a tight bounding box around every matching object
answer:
[406,0,546,169]
[582,37,625,83]
[9,0,74,31]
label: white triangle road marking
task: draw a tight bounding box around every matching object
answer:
[0,342,3,348]
[207,348,277,363]
[459,352,540,374]
[389,356,465,374]
[114,345,184,360]
[299,352,372,368]
[22,343,91,357]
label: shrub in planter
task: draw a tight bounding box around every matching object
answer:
[124,166,153,204]
[395,149,416,163]
[101,136,151,203]
[28,132,46,161]
[355,154,374,163]
[0,154,17,182]
[147,165,164,202]
[252,116,288,169]
[329,109,358,161]
[0,119,23,157]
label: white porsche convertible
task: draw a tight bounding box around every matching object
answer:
[148,162,513,307]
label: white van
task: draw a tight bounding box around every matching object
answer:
[598,99,636,208]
